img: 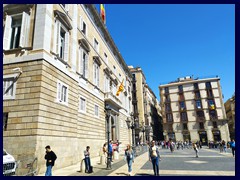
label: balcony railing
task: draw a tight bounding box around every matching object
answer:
[104,92,122,109]
[196,117,206,122]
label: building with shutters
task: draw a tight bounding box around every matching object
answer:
[3,4,132,174]
[159,76,230,145]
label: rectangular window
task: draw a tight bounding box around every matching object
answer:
[79,97,86,112]
[196,100,202,109]
[165,104,171,112]
[3,75,17,100]
[79,48,88,78]
[180,112,188,121]
[95,105,99,117]
[197,111,204,118]
[94,63,100,87]
[113,65,116,74]
[194,83,199,90]
[166,113,173,122]
[132,74,136,80]
[199,122,204,129]
[207,90,213,98]
[179,101,186,110]
[57,80,68,105]
[54,20,69,62]
[94,38,99,52]
[195,91,201,99]
[206,82,211,89]
[3,113,8,131]
[213,121,218,128]
[183,123,188,130]
[178,85,183,92]
[104,75,110,92]
[104,53,108,64]
[179,94,184,101]
[165,87,169,94]
[80,17,87,36]
[4,12,30,50]
[209,110,217,120]
[165,95,170,102]
[208,100,215,109]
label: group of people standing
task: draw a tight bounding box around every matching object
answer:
[43,139,235,176]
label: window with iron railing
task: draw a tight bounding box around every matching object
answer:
[166,113,173,122]
[195,91,201,99]
[165,87,169,94]
[209,110,218,120]
[178,85,183,92]
[212,121,218,128]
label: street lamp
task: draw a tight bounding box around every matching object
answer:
[105,104,112,170]
[125,115,137,155]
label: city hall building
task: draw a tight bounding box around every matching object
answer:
[159,76,230,145]
[3,4,132,174]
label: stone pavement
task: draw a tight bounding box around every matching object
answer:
[37,146,235,176]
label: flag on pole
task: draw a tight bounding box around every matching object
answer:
[100,4,106,24]
[116,80,124,96]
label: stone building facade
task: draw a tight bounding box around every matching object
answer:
[3,4,132,174]
[128,66,162,144]
[159,76,230,145]
[224,94,235,140]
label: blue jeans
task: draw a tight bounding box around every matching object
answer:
[45,165,52,176]
[84,157,91,172]
[151,157,159,176]
[127,158,133,172]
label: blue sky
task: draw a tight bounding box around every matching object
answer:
[96,4,235,102]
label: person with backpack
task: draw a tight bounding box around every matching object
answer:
[149,140,161,176]
[44,145,57,176]
[124,144,134,176]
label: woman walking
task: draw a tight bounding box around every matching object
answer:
[125,144,134,176]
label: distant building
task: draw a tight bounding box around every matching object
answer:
[159,76,230,145]
[129,66,162,144]
[224,94,235,140]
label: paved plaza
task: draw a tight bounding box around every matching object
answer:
[39,146,235,176]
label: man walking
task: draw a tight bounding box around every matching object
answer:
[149,140,161,176]
[108,140,113,162]
[229,139,235,157]
[45,145,57,176]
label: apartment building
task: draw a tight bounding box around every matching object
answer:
[224,94,235,140]
[159,76,230,145]
[129,66,162,144]
[3,4,132,174]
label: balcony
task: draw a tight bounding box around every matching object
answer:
[104,92,122,109]
[210,116,218,121]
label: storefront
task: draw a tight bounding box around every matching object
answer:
[212,130,221,142]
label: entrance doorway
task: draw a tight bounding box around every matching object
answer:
[199,131,208,145]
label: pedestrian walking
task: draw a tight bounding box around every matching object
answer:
[222,140,227,153]
[84,146,92,173]
[44,145,57,176]
[124,144,134,176]
[149,140,161,176]
[108,140,113,162]
[229,139,235,157]
[193,143,199,158]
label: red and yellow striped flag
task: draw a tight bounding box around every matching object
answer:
[100,4,106,24]
[116,80,124,96]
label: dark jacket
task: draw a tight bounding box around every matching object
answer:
[45,151,57,166]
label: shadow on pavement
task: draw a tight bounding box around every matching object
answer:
[135,173,154,176]
[116,172,128,176]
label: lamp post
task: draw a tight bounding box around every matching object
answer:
[126,115,137,155]
[105,105,112,170]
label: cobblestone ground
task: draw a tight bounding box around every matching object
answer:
[71,146,235,176]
